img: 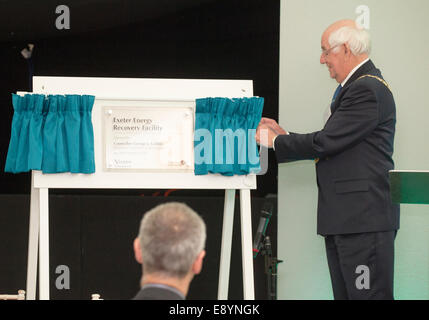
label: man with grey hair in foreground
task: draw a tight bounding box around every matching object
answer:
[256,19,399,299]
[133,202,206,300]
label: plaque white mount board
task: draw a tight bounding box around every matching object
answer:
[103,103,195,172]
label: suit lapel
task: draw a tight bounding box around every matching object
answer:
[329,60,376,115]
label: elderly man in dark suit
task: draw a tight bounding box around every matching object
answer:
[133,202,206,300]
[256,19,399,299]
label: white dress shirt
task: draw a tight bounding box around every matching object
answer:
[340,58,369,87]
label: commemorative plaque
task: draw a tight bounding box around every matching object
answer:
[104,105,194,171]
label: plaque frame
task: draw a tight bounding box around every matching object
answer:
[102,102,195,173]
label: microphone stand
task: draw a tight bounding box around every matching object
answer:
[259,236,283,300]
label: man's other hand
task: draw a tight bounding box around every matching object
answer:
[255,118,287,148]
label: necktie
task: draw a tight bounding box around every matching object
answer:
[330,84,342,112]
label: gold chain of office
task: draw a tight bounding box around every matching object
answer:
[356,74,391,92]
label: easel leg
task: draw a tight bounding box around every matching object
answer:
[240,189,255,300]
[218,189,236,300]
[26,172,39,300]
[39,188,50,300]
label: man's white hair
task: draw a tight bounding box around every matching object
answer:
[329,22,371,56]
[138,202,206,278]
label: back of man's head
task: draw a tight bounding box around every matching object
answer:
[137,202,206,279]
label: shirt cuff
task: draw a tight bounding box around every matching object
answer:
[272,136,278,150]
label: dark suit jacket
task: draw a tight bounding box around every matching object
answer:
[133,285,185,300]
[274,60,400,235]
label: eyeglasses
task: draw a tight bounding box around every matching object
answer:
[321,43,343,57]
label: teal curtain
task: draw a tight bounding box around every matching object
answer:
[5,93,96,174]
[194,97,264,176]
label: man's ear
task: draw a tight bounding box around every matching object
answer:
[344,43,351,58]
[192,250,206,275]
[133,238,143,264]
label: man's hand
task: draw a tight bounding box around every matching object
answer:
[255,118,287,148]
[259,118,287,135]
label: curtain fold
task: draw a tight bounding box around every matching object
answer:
[5,93,95,174]
[194,97,264,176]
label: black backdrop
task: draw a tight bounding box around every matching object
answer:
[0,0,280,299]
